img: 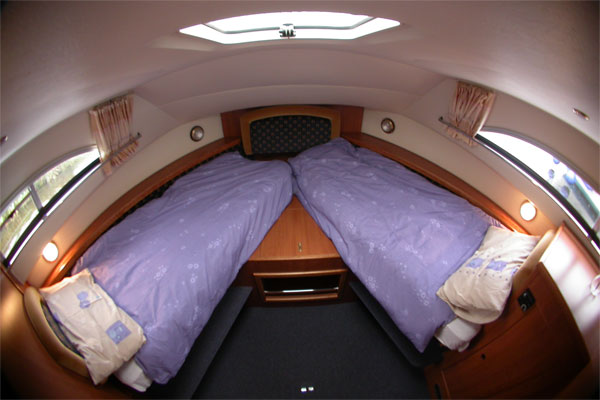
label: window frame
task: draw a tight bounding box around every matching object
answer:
[475,128,599,250]
[179,12,400,44]
[1,147,100,267]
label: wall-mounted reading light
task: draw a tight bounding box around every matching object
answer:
[381,118,395,134]
[42,241,59,263]
[572,108,590,121]
[519,200,537,222]
[190,126,204,142]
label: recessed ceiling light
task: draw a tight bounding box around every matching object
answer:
[180,12,400,44]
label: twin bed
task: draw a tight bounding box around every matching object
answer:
[28,105,544,392]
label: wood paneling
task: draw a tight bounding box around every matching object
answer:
[221,104,364,141]
[239,105,341,155]
[329,105,364,134]
[425,226,595,398]
[220,109,248,140]
[234,196,355,305]
[249,196,339,261]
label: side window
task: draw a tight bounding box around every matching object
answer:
[0,149,100,266]
[476,130,599,249]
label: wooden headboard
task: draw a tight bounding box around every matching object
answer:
[240,105,341,155]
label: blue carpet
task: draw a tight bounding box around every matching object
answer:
[194,302,430,399]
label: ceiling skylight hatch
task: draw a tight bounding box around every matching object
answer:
[179,12,400,44]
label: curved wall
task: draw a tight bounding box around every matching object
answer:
[5,84,597,286]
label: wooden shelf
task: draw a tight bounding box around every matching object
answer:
[254,269,347,303]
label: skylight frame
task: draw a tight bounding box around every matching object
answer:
[179,11,400,44]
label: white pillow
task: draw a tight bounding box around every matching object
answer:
[40,269,146,385]
[434,317,481,352]
[437,226,539,324]
[114,359,153,392]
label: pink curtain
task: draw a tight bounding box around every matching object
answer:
[89,95,138,175]
[446,81,496,146]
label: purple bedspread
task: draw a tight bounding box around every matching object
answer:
[289,138,495,352]
[73,152,292,383]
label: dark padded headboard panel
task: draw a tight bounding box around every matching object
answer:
[240,105,341,155]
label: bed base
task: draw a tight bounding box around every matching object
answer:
[350,280,443,368]
[144,286,251,398]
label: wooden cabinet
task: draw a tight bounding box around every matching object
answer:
[233,196,352,304]
[425,225,597,398]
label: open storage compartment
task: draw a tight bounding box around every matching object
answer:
[254,269,347,303]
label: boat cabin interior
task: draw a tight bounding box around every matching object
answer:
[1,2,598,399]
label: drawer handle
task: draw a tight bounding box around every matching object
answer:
[298,242,303,252]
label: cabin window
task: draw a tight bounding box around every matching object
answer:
[0,148,100,267]
[476,130,600,250]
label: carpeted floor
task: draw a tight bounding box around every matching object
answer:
[193,301,430,399]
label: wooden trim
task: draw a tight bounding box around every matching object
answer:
[263,293,339,303]
[253,268,348,279]
[329,105,364,134]
[220,109,248,140]
[23,287,89,378]
[240,105,341,155]
[342,131,527,234]
[43,138,240,286]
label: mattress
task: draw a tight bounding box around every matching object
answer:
[289,138,496,352]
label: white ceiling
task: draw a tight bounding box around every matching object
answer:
[1,1,598,162]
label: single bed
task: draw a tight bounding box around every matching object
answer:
[287,137,545,354]
[39,151,293,388]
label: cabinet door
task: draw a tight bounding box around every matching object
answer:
[441,267,589,398]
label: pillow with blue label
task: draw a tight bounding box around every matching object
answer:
[40,268,145,385]
[436,226,539,324]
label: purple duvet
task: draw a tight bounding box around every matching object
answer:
[289,138,496,352]
[73,152,292,383]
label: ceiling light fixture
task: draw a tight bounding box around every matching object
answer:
[381,118,395,134]
[180,12,400,44]
[190,125,204,142]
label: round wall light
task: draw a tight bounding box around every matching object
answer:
[42,241,59,263]
[190,125,204,142]
[381,118,395,134]
[519,200,537,222]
